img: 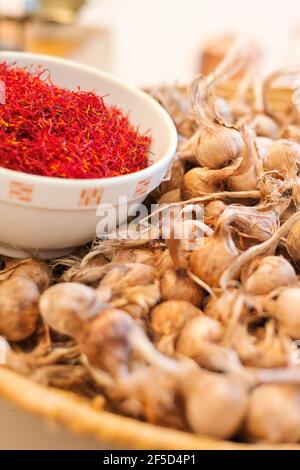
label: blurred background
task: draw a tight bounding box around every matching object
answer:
[1,0,300,87]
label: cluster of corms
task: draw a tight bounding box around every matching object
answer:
[3,44,300,446]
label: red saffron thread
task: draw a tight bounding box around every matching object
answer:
[0,62,151,179]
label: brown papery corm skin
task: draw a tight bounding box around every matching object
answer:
[264,139,300,178]
[181,368,248,439]
[281,125,300,143]
[251,113,279,139]
[190,212,239,287]
[244,385,300,444]
[179,75,244,169]
[0,259,50,341]
[264,287,300,338]
[39,282,109,338]
[286,219,300,261]
[241,256,297,295]
[160,267,204,306]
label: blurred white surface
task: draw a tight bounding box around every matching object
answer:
[79,0,300,86]
[0,0,28,17]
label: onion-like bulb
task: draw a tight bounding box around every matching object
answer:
[159,189,182,204]
[264,287,300,338]
[204,200,227,228]
[0,258,51,290]
[112,366,185,428]
[160,238,204,307]
[205,288,241,324]
[39,282,110,337]
[241,256,297,295]
[181,126,256,199]
[181,368,248,439]
[0,278,40,342]
[179,76,244,169]
[151,300,203,355]
[181,125,244,169]
[286,219,300,261]
[80,309,134,377]
[263,139,300,178]
[228,204,280,245]
[220,211,300,289]
[228,167,258,192]
[175,316,242,373]
[0,259,51,342]
[190,210,239,287]
[251,113,279,139]
[255,136,274,162]
[244,385,300,443]
[81,309,177,377]
[151,301,202,338]
[280,125,300,144]
[181,167,225,199]
[228,127,262,191]
[176,316,223,352]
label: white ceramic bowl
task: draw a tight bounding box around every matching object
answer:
[0,52,177,259]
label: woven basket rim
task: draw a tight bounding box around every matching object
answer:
[0,367,298,450]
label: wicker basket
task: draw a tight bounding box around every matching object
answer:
[220,84,295,114]
[0,367,299,450]
[0,86,299,450]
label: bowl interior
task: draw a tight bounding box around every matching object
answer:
[0,52,174,171]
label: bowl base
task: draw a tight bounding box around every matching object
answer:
[0,243,75,260]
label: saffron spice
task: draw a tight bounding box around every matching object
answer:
[0,62,151,179]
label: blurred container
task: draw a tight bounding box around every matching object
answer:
[0,0,36,50]
[200,33,236,75]
[26,22,112,70]
[199,33,261,80]
[34,0,86,25]
[0,0,112,71]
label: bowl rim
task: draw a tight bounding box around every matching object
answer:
[0,51,178,188]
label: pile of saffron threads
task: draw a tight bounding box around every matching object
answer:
[0,62,151,179]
